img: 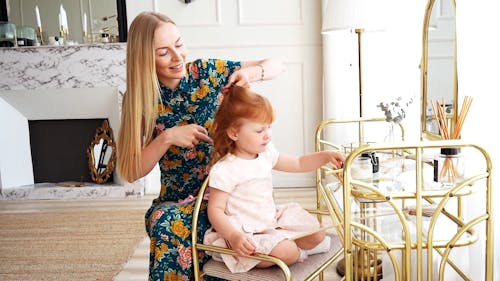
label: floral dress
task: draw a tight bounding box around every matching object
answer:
[145,58,241,281]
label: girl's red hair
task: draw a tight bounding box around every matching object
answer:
[211,86,275,163]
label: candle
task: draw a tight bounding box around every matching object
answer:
[60,4,68,30]
[59,5,63,28]
[63,8,68,30]
[83,13,87,34]
[35,6,41,28]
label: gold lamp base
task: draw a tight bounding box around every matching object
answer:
[336,253,383,280]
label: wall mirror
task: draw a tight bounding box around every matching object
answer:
[87,119,116,184]
[1,0,127,44]
[421,0,457,139]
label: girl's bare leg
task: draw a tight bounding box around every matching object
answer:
[256,239,300,268]
[295,230,326,250]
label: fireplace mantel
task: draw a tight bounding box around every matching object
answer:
[0,43,126,93]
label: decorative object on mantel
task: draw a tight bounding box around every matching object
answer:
[0,22,17,47]
[35,5,44,45]
[82,12,88,43]
[87,119,117,184]
[15,26,36,47]
[58,4,69,43]
[430,96,473,184]
[96,14,119,43]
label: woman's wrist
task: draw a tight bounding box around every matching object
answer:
[158,129,173,151]
[256,64,264,82]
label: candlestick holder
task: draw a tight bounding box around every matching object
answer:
[82,31,92,44]
[36,26,44,45]
[59,27,69,45]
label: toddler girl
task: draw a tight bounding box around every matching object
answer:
[204,86,345,273]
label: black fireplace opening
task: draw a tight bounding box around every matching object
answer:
[28,118,112,184]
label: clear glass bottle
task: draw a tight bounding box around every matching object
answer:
[351,156,373,181]
[351,152,379,183]
[0,22,17,47]
[433,148,465,186]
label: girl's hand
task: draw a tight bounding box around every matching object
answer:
[326,151,346,169]
[227,231,256,257]
[222,70,250,92]
[160,124,212,148]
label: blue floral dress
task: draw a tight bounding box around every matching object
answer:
[145,58,241,281]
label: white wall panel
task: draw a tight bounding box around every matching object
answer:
[237,0,303,25]
[155,0,221,26]
[151,0,321,49]
[126,0,154,26]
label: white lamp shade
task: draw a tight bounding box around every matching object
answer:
[322,0,389,32]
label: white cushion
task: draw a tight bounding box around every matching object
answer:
[202,233,342,281]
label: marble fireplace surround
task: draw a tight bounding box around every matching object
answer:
[0,44,145,200]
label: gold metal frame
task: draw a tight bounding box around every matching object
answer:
[191,176,343,281]
[315,117,405,280]
[421,0,458,140]
[315,118,493,281]
[86,119,116,184]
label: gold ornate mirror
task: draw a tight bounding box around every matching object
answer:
[87,119,116,184]
[421,0,457,139]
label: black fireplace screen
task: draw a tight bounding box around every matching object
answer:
[28,118,109,183]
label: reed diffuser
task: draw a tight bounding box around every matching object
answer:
[430,96,473,184]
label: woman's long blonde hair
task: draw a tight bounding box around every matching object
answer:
[210,86,275,163]
[117,12,175,182]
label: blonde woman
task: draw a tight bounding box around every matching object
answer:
[117,11,283,280]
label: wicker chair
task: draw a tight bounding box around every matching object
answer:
[191,177,343,281]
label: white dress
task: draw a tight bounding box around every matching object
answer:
[203,143,321,273]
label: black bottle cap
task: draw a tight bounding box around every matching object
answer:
[440,148,458,155]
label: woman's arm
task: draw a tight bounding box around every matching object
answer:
[241,59,284,82]
[207,188,256,256]
[273,151,345,173]
[223,59,284,90]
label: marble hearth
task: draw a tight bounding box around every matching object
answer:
[0,182,142,200]
[0,44,148,200]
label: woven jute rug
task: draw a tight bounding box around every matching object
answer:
[0,207,147,281]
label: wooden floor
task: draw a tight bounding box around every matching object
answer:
[1,188,344,281]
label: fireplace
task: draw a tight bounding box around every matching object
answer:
[0,87,144,199]
[0,44,152,199]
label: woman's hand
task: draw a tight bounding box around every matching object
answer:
[160,124,212,148]
[227,231,256,257]
[222,69,250,92]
